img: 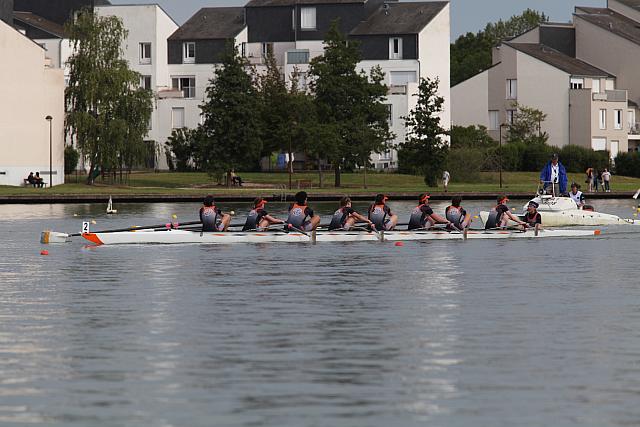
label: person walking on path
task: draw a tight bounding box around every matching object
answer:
[602,168,612,192]
[540,153,567,196]
[442,170,450,192]
[586,168,594,192]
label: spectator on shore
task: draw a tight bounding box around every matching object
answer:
[442,170,450,192]
[34,172,44,188]
[25,172,36,187]
[586,167,594,192]
[594,169,600,192]
[230,170,243,186]
[602,168,611,192]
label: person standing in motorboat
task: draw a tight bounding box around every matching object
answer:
[568,183,586,209]
[540,153,567,196]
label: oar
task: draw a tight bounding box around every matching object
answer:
[350,225,384,242]
[633,189,640,199]
[284,224,317,244]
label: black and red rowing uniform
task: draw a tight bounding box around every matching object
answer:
[200,205,223,232]
[329,206,355,230]
[484,204,510,229]
[523,211,542,227]
[243,207,269,231]
[408,204,434,230]
[445,205,467,229]
[368,203,392,230]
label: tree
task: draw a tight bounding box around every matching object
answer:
[506,102,548,144]
[65,9,153,184]
[451,9,548,86]
[199,42,262,186]
[398,77,448,187]
[165,128,197,172]
[450,125,496,149]
[309,21,393,187]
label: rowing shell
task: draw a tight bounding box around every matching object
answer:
[80,228,601,245]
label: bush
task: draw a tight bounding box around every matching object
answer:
[520,142,554,172]
[492,142,525,171]
[64,146,80,174]
[450,125,496,149]
[614,152,640,177]
[445,148,484,182]
[558,145,609,173]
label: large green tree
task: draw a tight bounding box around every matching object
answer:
[65,9,153,184]
[309,21,393,187]
[199,43,262,185]
[451,9,548,86]
[398,77,448,187]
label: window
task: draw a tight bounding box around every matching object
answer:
[628,110,636,129]
[139,42,151,64]
[570,78,584,89]
[506,79,517,99]
[287,50,310,64]
[262,42,273,58]
[506,109,516,125]
[592,79,600,94]
[389,37,402,60]
[592,137,606,151]
[141,75,152,91]
[390,71,417,85]
[614,109,623,129]
[292,9,296,29]
[183,42,195,64]
[172,77,196,99]
[386,104,393,125]
[147,117,152,131]
[599,109,607,130]
[172,108,185,129]
[606,79,615,90]
[300,7,316,29]
[489,110,499,130]
[379,150,392,161]
[241,42,246,58]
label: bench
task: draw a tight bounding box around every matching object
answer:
[22,179,47,188]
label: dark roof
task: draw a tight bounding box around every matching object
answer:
[629,99,639,107]
[169,7,245,40]
[13,11,65,37]
[246,0,364,7]
[350,1,448,35]
[504,42,614,77]
[616,0,640,10]
[575,7,640,46]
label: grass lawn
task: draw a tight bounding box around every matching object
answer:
[2,171,639,196]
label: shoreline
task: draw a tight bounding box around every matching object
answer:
[0,191,635,204]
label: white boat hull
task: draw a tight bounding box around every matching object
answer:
[80,228,601,246]
[480,210,638,227]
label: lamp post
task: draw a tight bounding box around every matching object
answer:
[498,123,508,189]
[45,116,53,187]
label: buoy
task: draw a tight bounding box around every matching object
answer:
[473,215,479,219]
[230,210,236,216]
[40,250,49,256]
[594,230,602,236]
[73,213,78,217]
[172,214,178,219]
[394,241,404,247]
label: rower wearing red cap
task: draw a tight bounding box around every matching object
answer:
[408,193,452,230]
[368,194,398,230]
[242,197,284,231]
[484,195,527,229]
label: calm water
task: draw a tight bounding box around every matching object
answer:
[1,198,640,427]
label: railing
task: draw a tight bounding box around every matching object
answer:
[630,123,640,135]
[287,50,310,64]
[593,89,627,102]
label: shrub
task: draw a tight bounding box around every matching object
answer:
[520,142,554,172]
[450,125,496,149]
[558,145,609,173]
[64,146,80,175]
[614,152,640,177]
[445,148,484,182]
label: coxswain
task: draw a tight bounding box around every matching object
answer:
[242,197,284,231]
[568,182,585,209]
[329,196,374,231]
[286,191,321,231]
[484,195,527,229]
[408,193,452,230]
[523,201,542,232]
[445,196,472,230]
[199,195,231,232]
[368,194,399,230]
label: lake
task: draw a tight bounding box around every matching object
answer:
[1,198,640,427]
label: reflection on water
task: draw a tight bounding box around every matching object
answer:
[1,201,640,426]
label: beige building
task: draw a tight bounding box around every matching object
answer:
[452,1,640,156]
[0,18,64,186]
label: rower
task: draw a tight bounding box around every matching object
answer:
[286,191,321,231]
[445,196,472,230]
[568,182,585,209]
[408,193,452,230]
[484,195,527,229]
[200,195,231,232]
[242,197,284,231]
[523,200,542,232]
[368,194,399,230]
[329,196,374,231]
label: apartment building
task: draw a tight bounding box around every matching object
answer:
[0,18,65,186]
[452,0,640,157]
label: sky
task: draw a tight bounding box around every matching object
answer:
[110,0,607,39]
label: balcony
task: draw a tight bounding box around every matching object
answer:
[630,123,640,135]
[286,50,310,65]
[246,55,263,65]
[593,89,627,102]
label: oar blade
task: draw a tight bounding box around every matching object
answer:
[40,231,71,244]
